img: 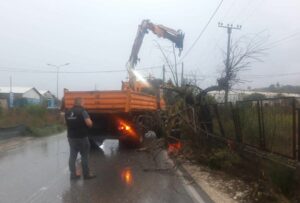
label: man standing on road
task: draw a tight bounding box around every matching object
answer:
[65,98,96,180]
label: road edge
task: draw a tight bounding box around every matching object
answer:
[161,150,214,203]
[176,162,215,203]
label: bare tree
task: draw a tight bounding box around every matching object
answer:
[155,41,180,87]
[218,33,268,102]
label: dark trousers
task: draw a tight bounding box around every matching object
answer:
[68,137,90,176]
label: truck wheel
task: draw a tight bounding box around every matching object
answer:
[135,125,145,146]
[118,129,144,148]
[138,132,144,145]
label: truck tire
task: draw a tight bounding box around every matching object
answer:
[118,126,144,148]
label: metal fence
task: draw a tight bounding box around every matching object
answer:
[209,97,300,161]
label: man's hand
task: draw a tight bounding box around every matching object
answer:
[85,118,93,128]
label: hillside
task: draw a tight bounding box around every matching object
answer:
[254,84,300,94]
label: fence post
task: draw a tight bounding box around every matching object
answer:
[292,98,296,159]
[260,100,266,149]
[232,102,242,143]
[297,109,300,162]
[257,100,265,149]
[214,104,225,137]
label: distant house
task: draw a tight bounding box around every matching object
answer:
[208,90,300,103]
[0,99,7,109]
[0,87,42,107]
[38,90,56,108]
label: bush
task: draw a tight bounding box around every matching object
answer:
[0,105,65,136]
[27,124,65,137]
[24,105,47,117]
[266,163,296,195]
[243,93,266,101]
[208,148,241,170]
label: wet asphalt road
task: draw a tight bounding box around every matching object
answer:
[0,133,205,203]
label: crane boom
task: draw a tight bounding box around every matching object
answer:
[127,19,184,90]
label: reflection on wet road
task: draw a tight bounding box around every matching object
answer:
[0,133,199,203]
[121,167,134,186]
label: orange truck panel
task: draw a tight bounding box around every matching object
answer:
[64,90,159,113]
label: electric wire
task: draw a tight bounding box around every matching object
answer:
[231,0,253,24]
[0,65,163,74]
[179,0,224,62]
[266,32,300,48]
[240,0,265,24]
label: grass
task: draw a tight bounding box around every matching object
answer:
[0,105,65,137]
[26,124,65,137]
[212,100,295,158]
[263,106,293,157]
[264,161,297,196]
[207,148,241,171]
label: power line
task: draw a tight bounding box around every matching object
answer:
[0,65,163,74]
[231,0,253,24]
[240,0,265,24]
[179,0,224,62]
[220,0,238,20]
[241,72,300,78]
[185,0,236,70]
[266,32,300,48]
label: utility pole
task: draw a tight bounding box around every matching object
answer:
[181,62,184,87]
[162,65,165,85]
[9,76,13,108]
[172,44,179,87]
[218,22,241,102]
[47,63,70,100]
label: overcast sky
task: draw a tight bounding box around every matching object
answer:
[0,0,299,98]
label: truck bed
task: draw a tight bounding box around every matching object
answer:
[64,90,158,113]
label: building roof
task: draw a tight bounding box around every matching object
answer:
[39,90,50,95]
[38,90,56,99]
[0,87,33,94]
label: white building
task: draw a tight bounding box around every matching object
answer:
[0,87,42,107]
[208,90,300,103]
[38,90,56,108]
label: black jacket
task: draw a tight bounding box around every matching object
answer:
[65,106,89,138]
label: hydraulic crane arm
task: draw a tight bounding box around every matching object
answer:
[128,20,184,69]
[127,19,184,90]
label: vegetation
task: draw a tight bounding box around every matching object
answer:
[217,33,268,102]
[243,93,266,100]
[265,162,296,196]
[216,102,294,156]
[207,148,241,170]
[155,31,298,201]
[0,105,65,137]
[161,83,299,202]
[255,84,300,94]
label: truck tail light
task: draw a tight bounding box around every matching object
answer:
[118,123,131,132]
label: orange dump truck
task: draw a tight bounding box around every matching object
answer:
[63,20,183,146]
[63,89,162,146]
